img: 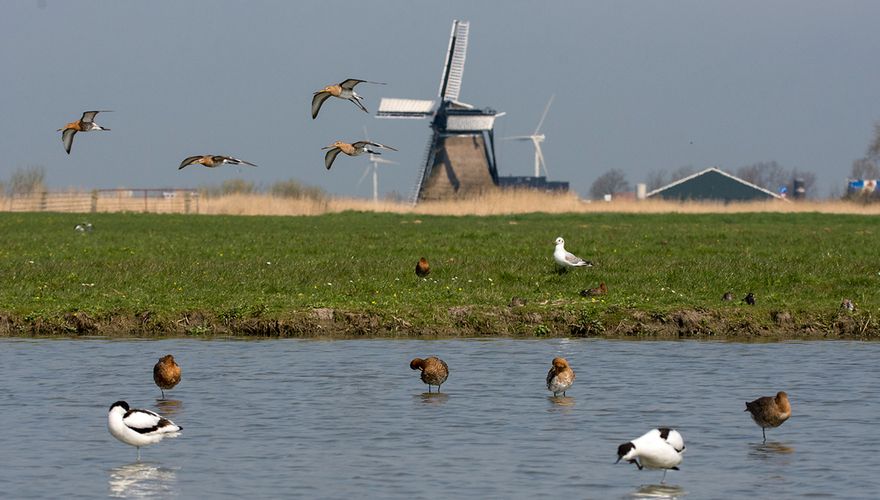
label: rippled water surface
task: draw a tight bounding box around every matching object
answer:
[1,338,878,499]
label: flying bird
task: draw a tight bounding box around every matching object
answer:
[311,78,385,119]
[616,428,686,484]
[745,391,791,442]
[107,401,182,460]
[58,110,111,154]
[546,357,575,397]
[153,354,181,400]
[178,155,257,170]
[322,141,397,170]
[410,356,449,393]
[553,237,592,271]
[415,257,430,278]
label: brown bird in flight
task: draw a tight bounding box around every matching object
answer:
[745,391,791,442]
[58,110,111,154]
[153,354,182,400]
[410,356,449,393]
[322,140,397,170]
[178,155,257,170]
[416,257,430,278]
[311,78,385,119]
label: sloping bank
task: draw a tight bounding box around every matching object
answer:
[1,305,877,340]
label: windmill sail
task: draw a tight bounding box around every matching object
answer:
[438,20,469,103]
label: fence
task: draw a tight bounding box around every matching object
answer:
[1,189,200,214]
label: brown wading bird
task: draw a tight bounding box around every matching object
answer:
[153,354,182,400]
[546,357,575,397]
[58,110,111,154]
[580,282,607,297]
[178,155,257,170]
[416,257,430,278]
[745,391,791,442]
[322,141,397,170]
[311,78,385,119]
[410,356,449,393]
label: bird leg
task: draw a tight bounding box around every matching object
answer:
[762,427,766,443]
[661,469,667,484]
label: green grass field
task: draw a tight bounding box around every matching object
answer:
[1,211,877,338]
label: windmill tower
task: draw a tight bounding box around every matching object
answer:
[376,20,505,204]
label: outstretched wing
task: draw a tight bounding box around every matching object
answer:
[324,148,342,170]
[81,110,110,123]
[354,141,397,151]
[178,155,204,169]
[311,91,331,119]
[62,129,77,154]
[219,156,257,167]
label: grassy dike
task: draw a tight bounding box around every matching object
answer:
[0,211,877,339]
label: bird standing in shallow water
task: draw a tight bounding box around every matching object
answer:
[410,356,449,393]
[617,428,686,484]
[178,155,257,169]
[546,357,575,396]
[153,354,181,400]
[58,110,111,154]
[745,391,791,442]
[553,237,592,271]
[415,257,430,278]
[311,79,385,118]
[322,141,397,170]
[107,401,181,460]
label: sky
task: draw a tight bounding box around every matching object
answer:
[3,0,880,199]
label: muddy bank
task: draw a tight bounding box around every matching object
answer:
[0,306,877,340]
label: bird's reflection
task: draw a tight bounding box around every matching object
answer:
[154,399,182,417]
[417,392,449,406]
[749,441,795,459]
[630,483,686,499]
[108,461,177,498]
[548,395,575,407]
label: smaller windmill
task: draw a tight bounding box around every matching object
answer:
[357,126,398,203]
[504,95,554,177]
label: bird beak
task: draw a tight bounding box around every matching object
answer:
[321,146,332,150]
[614,457,621,464]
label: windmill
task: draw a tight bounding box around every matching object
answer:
[504,95,554,178]
[357,126,398,203]
[376,20,505,204]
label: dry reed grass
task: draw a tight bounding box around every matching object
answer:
[3,190,880,216]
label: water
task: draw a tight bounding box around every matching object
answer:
[1,338,878,499]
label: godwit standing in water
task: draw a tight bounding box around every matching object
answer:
[617,427,686,483]
[546,357,576,396]
[322,141,397,170]
[415,257,430,278]
[178,155,257,170]
[153,354,181,400]
[107,401,182,460]
[553,237,592,271]
[58,110,111,154]
[410,357,449,393]
[745,391,791,442]
[311,79,385,119]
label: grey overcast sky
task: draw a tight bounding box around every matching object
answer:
[3,1,879,199]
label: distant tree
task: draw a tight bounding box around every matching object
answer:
[199,178,256,197]
[590,169,629,199]
[8,165,45,196]
[867,121,880,161]
[669,165,696,182]
[269,179,327,200]
[645,170,667,191]
[736,161,788,192]
[850,158,880,180]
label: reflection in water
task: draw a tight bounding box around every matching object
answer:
[749,441,795,460]
[417,392,449,406]
[548,395,575,407]
[108,461,177,498]
[630,483,686,499]
[153,399,183,417]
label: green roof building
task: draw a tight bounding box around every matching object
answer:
[646,167,784,202]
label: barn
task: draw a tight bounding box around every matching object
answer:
[646,167,784,202]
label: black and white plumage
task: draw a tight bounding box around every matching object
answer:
[322,140,398,170]
[311,79,385,119]
[553,237,592,270]
[178,155,258,170]
[107,401,181,460]
[74,223,93,232]
[616,428,685,483]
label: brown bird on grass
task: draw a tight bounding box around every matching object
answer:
[311,78,385,119]
[58,110,112,154]
[580,282,607,297]
[546,357,575,397]
[178,155,257,170]
[722,292,734,301]
[410,356,449,393]
[415,257,430,278]
[153,354,181,400]
[745,391,791,442]
[322,140,397,170]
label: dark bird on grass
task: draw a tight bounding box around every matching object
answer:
[178,155,257,170]
[722,292,734,301]
[410,356,448,393]
[311,78,385,119]
[322,140,397,170]
[58,110,111,154]
[415,257,430,278]
[580,282,607,297]
[745,391,791,443]
[743,292,756,305]
[841,299,855,311]
[508,296,527,307]
[153,354,181,400]
[546,357,575,397]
